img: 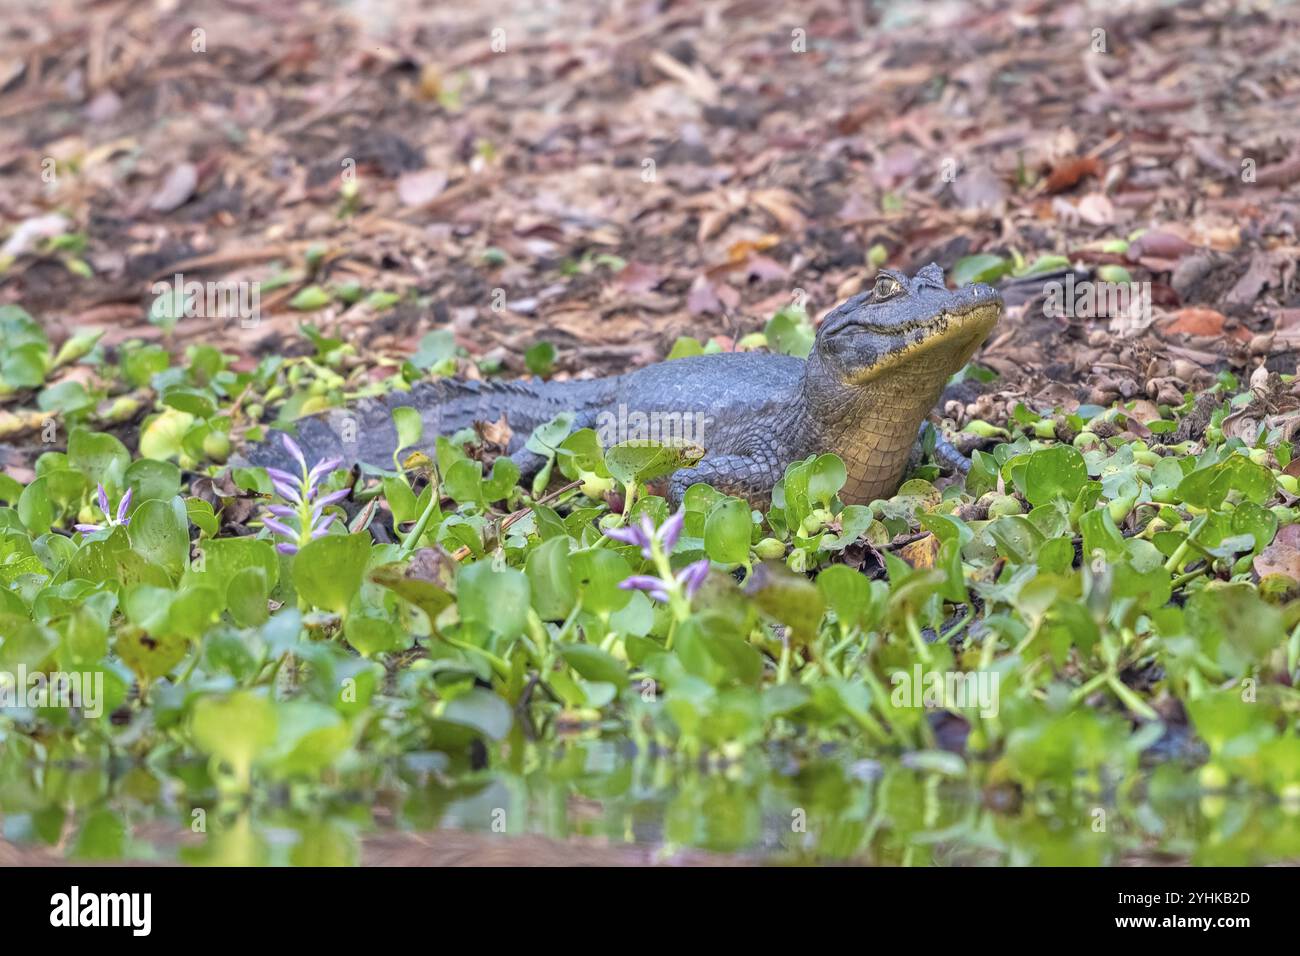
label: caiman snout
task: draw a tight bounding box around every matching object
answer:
[821,266,1002,385]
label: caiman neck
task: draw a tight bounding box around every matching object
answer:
[803,351,949,505]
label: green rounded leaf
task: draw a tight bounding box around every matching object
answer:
[704,497,751,564]
[139,408,196,461]
[569,548,632,614]
[69,429,131,485]
[1177,454,1275,509]
[952,254,1010,286]
[227,566,270,627]
[1023,445,1088,506]
[392,405,423,452]
[525,535,575,620]
[557,641,627,685]
[293,533,371,617]
[344,612,406,657]
[190,690,278,784]
[128,497,189,581]
[817,564,872,629]
[457,561,530,638]
[440,687,513,741]
[289,285,332,311]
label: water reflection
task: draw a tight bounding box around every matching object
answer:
[2,738,1298,865]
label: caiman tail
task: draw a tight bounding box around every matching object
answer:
[247,376,611,473]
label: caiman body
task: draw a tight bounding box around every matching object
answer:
[250,264,1002,505]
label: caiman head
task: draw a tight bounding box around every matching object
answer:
[804,262,1002,503]
[811,263,1001,386]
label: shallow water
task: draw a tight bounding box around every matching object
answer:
[3,739,1298,865]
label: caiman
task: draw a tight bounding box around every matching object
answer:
[249,263,1002,506]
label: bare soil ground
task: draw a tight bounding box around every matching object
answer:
[1,0,1298,448]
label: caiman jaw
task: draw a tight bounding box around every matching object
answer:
[845,298,1003,385]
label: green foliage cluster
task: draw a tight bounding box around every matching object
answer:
[2,308,1298,862]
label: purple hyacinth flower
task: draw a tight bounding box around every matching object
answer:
[658,508,685,553]
[602,507,689,559]
[676,559,710,598]
[281,433,308,473]
[78,483,132,534]
[261,447,350,552]
[311,488,350,515]
[307,457,344,489]
[262,516,297,539]
[271,478,303,505]
[618,574,671,603]
[310,506,338,534]
[603,522,653,556]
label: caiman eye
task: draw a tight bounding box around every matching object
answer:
[873,274,903,300]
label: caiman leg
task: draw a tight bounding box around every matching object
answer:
[915,422,972,475]
[668,455,782,507]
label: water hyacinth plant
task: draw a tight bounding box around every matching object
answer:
[4,299,1300,869]
[260,433,348,555]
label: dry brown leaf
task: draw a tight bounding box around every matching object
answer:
[647,50,718,104]
[687,274,723,316]
[726,234,780,263]
[751,189,807,231]
[397,169,447,207]
[1161,307,1238,338]
[616,261,663,295]
[897,534,940,570]
[1076,193,1115,226]
[1044,156,1103,193]
[149,162,198,213]
[477,415,513,450]
[1254,525,1300,582]
[1127,230,1196,260]
[697,208,730,243]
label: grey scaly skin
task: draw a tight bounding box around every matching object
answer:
[247,264,1003,507]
